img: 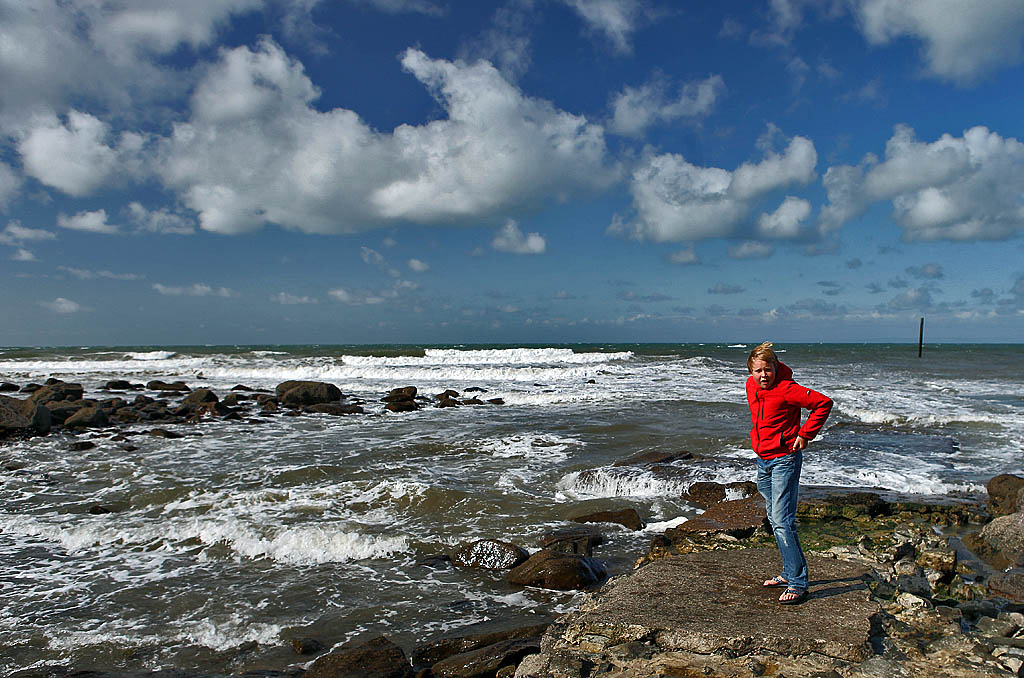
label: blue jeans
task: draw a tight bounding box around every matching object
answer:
[756,451,807,591]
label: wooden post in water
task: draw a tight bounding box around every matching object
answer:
[918,317,924,358]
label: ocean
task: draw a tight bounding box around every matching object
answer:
[1,343,1021,675]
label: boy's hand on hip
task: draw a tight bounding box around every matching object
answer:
[792,436,808,452]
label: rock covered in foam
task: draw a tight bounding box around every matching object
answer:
[452,539,530,570]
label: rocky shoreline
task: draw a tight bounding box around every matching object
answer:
[3,378,1024,678]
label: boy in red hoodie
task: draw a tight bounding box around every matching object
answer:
[746,342,832,605]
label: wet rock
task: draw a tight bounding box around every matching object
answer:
[383,386,418,402]
[147,380,190,392]
[916,545,957,578]
[104,380,138,390]
[69,440,95,451]
[486,398,504,405]
[430,637,541,678]
[63,407,109,429]
[613,450,693,467]
[412,622,549,669]
[451,539,530,570]
[26,381,84,406]
[89,505,117,515]
[1,382,20,392]
[989,568,1024,602]
[797,491,890,521]
[462,397,484,405]
[182,388,219,407]
[277,381,343,408]
[385,400,420,413]
[976,615,1020,638]
[988,474,1024,517]
[539,527,605,556]
[684,480,758,508]
[19,383,42,393]
[304,403,364,415]
[436,395,461,408]
[667,494,768,539]
[507,550,607,590]
[293,637,327,655]
[571,508,644,531]
[435,389,460,400]
[305,634,414,678]
[149,428,184,439]
[0,395,51,436]
[464,387,487,393]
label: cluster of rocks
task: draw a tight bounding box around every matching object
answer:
[0,379,507,441]
[516,473,1024,678]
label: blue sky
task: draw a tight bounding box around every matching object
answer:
[1,0,1023,346]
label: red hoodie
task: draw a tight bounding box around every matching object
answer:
[746,362,833,460]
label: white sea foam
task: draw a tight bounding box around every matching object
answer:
[473,434,583,460]
[124,351,177,360]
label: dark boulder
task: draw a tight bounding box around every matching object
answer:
[436,395,461,408]
[571,508,644,531]
[0,382,19,392]
[430,637,541,678]
[63,407,109,429]
[463,397,484,405]
[666,495,768,539]
[147,380,190,392]
[507,550,607,590]
[69,441,96,451]
[383,386,417,402]
[27,381,84,406]
[292,637,326,655]
[19,383,42,393]
[613,450,693,467]
[149,428,184,439]
[276,381,343,408]
[104,380,137,390]
[0,395,51,435]
[412,623,549,670]
[304,403,364,415]
[486,398,505,405]
[182,388,219,407]
[436,389,460,400]
[539,527,605,557]
[684,480,758,508]
[385,400,419,413]
[304,634,414,678]
[452,540,530,570]
[988,474,1024,517]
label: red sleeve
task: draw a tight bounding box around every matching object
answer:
[787,383,833,440]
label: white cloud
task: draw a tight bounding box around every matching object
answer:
[328,279,417,305]
[0,162,21,209]
[491,219,546,254]
[758,196,811,238]
[0,0,262,130]
[153,283,238,297]
[58,266,142,281]
[361,247,400,277]
[614,133,817,242]
[17,111,146,197]
[157,40,618,235]
[728,241,774,259]
[408,258,430,272]
[271,292,317,304]
[669,248,700,265]
[40,297,81,313]
[0,221,56,245]
[609,74,725,137]
[11,248,36,261]
[853,0,1024,84]
[126,203,195,235]
[562,0,649,54]
[352,0,445,15]
[820,125,1024,240]
[57,209,118,234]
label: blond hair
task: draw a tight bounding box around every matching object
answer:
[747,341,778,373]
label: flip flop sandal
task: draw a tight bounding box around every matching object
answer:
[779,588,808,605]
[763,576,788,588]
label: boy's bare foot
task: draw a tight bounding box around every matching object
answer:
[762,576,788,587]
